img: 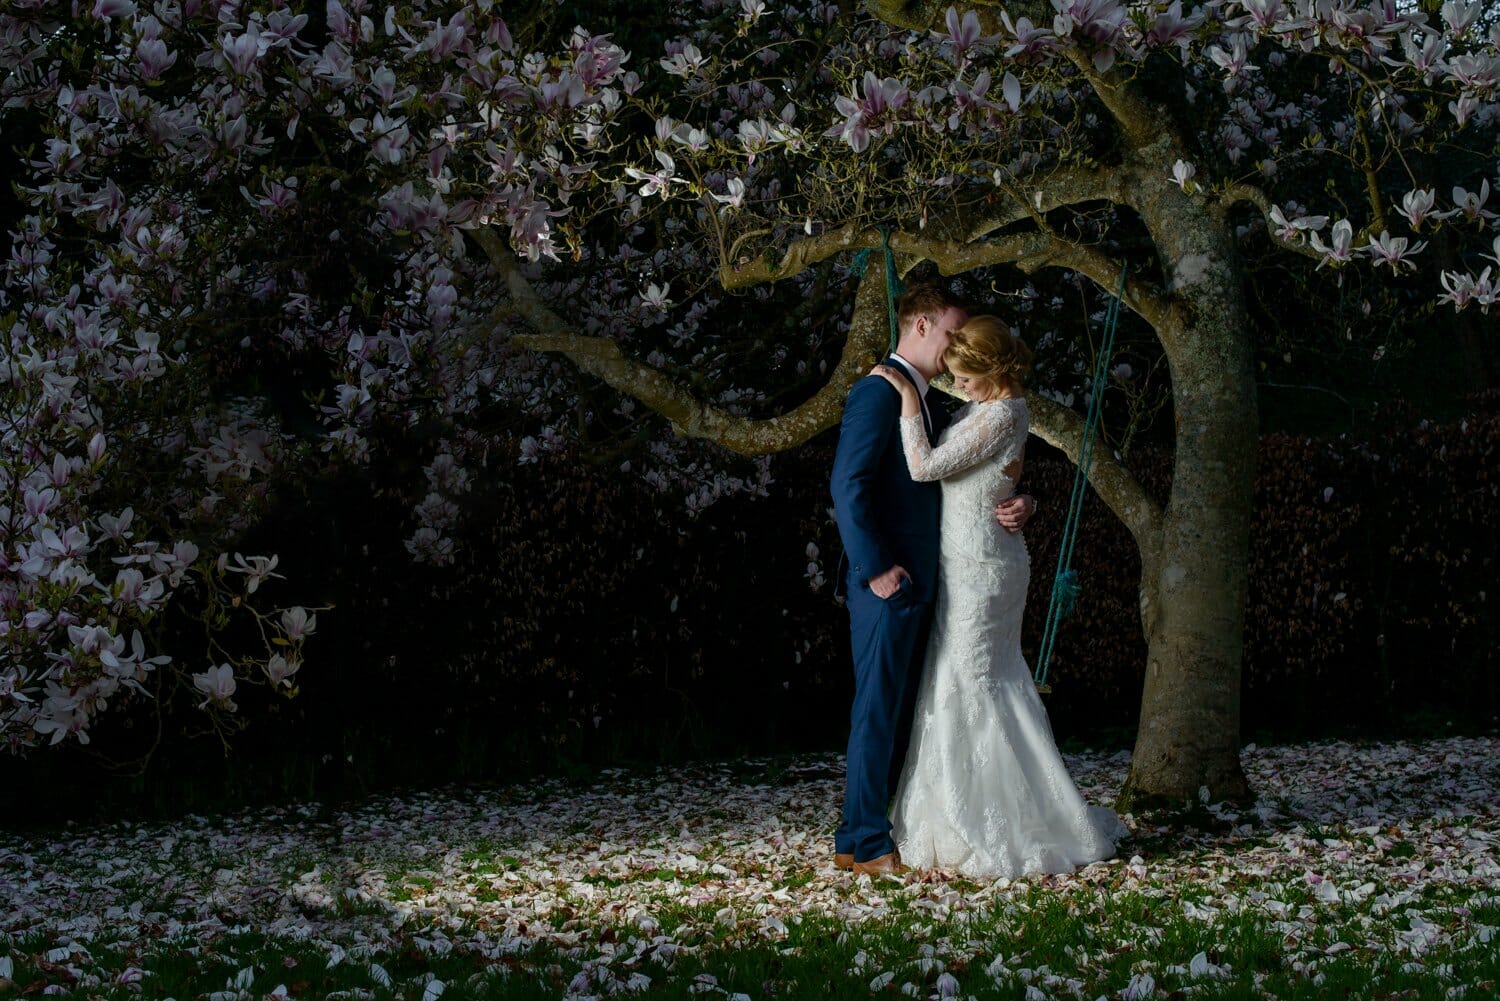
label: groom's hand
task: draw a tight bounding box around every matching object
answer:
[995,494,1036,533]
[868,565,911,599]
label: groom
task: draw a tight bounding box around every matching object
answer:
[829,283,1035,875]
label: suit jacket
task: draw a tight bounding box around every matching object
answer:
[830,358,951,604]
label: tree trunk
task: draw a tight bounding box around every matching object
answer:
[1119,183,1256,809]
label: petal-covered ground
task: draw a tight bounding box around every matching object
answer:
[1,737,1497,999]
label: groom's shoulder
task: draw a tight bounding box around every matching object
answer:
[846,373,899,408]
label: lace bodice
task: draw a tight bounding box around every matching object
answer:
[899,398,1028,564]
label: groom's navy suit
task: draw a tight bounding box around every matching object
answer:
[830,358,950,863]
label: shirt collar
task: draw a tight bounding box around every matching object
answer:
[888,353,929,400]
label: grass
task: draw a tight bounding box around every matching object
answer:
[2,737,1497,999]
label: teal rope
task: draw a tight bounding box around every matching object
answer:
[851,227,903,355]
[1034,263,1128,693]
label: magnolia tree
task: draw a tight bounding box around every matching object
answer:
[495,0,1500,805]
[1,0,1496,807]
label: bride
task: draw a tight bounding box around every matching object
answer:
[870,315,1128,879]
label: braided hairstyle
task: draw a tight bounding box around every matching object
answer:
[943,315,1033,397]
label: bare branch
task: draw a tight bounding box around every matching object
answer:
[1218,182,1328,264]
[721,162,1119,289]
[863,0,1006,34]
[1063,48,1176,154]
[474,226,892,455]
[1023,391,1164,550]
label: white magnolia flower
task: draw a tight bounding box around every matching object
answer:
[193,664,237,709]
[1269,205,1328,241]
[624,150,685,199]
[710,177,746,209]
[1171,158,1197,192]
[1451,180,1496,223]
[264,654,300,687]
[1395,188,1446,230]
[1309,219,1355,266]
[1365,230,1427,272]
[280,606,317,642]
[641,282,672,310]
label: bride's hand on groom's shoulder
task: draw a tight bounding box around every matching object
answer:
[870,364,915,399]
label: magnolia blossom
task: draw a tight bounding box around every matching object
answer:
[1171,158,1197,192]
[625,150,685,199]
[1146,1,1203,51]
[264,654,300,687]
[641,282,673,310]
[940,7,989,59]
[193,664,237,709]
[1269,205,1329,241]
[1,0,1495,755]
[1365,230,1427,272]
[1451,180,1496,223]
[1310,219,1356,266]
[659,42,705,77]
[280,606,317,642]
[1396,188,1442,230]
[1438,267,1496,311]
[221,553,281,593]
[710,177,746,208]
[827,72,910,152]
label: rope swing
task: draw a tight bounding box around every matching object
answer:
[1033,263,1128,694]
[851,227,903,355]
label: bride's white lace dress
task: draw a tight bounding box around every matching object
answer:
[890,398,1128,878]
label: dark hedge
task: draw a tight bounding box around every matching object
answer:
[6,397,1497,824]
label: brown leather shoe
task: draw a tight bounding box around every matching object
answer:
[852,851,909,876]
[834,852,854,871]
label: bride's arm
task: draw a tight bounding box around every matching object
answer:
[899,404,1015,482]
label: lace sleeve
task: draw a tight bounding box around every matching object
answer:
[898,403,1015,482]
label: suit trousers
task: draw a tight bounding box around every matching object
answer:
[836,579,934,862]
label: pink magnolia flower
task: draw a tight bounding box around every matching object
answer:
[1448,53,1500,92]
[1395,29,1447,80]
[222,25,264,77]
[1001,13,1056,59]
[827,72,910,153]
[624,150,684,199]
[135,39,176,79]
[1146,1,1203,51]
[939,7,990,59]
[1442,0,1481,39]
[1238,0,1286,31]
[91,0,135,19]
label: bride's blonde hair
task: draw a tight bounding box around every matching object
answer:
[944,315,1033,397]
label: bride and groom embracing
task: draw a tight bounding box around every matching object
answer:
[830,283,1128,879]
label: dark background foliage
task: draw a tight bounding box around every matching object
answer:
[7,391,1497,827]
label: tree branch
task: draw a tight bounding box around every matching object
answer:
[720,162,1119,289]
[474,226,891,456]
[1024,391,1164,550]
[1064,48,1175,154]
[863,0,1007,33]
[1218,182,1328,264]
